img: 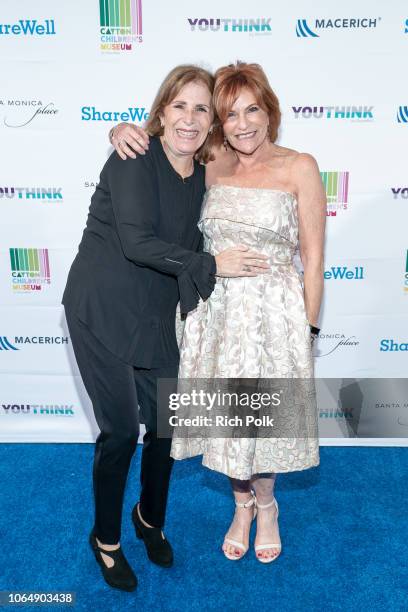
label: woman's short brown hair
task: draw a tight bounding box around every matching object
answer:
[145,64,215,163]
[212,61,281,146]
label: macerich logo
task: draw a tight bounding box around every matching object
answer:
[0,187,62,201]
[1,404,74,416]
[9,248,51,292]
[380,339,408,352]
[0,19,56,36]
[296,17,379,37]
[99,0,143,52]
[0,337,18,351]
[321,171,349,216]
[397,106,408,123]
[292,106,374,121]
[324,266,364,280]
[0,336,69,349]
[2,100,58,128]
[188,17,271,33]
[81,106,149,122]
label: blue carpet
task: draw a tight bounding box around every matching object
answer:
[0,444,406,612]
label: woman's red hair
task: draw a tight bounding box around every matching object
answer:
[212,61,281,146]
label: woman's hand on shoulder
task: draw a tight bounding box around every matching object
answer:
[109,123,150,160]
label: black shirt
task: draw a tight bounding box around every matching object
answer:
[62,136,216,367]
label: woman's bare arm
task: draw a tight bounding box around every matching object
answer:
[293,153,326,328]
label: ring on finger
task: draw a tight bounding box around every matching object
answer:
[242,264,251,272]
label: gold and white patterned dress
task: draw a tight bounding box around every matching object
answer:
[171,184,320,479]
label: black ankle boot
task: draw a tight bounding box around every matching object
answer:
[89,531,138,591]
[131,503,173,568]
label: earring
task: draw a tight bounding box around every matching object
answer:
[209,126,214,134]
[223,136,228,151]
[160,119,164,128]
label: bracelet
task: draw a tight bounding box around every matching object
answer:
[108,126,116,144]
[309,324,320,336]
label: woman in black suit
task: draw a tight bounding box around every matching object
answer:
[63,64,269,591]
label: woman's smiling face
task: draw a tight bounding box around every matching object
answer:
[222,87,269,154]
[160,81,213,158]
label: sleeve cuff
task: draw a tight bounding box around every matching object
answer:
[178,253,216,315]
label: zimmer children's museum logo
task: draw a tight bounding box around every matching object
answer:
[187,17,271,34]
[9,248,51,292]
[99,0,143,52]
[321,171,349,216]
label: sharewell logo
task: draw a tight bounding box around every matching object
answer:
[321,171,349,217]
[99,0,143,52]
[296,17,380,37]
[324,266,364,280]
[9,248,51,292]
[0,19,56,36]
[81,106,149,122]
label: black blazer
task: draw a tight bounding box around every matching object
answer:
[62,137,216,367]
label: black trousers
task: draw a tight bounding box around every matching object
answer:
[65,310,177,545]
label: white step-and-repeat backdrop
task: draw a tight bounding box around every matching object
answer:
[0,0,407,444]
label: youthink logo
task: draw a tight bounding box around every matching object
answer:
[99,0,143,52]
[391,187,408,199]
[1,404,74,416]
[397,106,408,123]
[1,100,58,128]
[0,187,62,201]
[0,337,18,351]
[81,106,149,122]
[0,19,56,36]
[324,266,364,280]
[292,106,374,121]
[380,339,408,352]
[296,17,380,37]
[187,18,271,33]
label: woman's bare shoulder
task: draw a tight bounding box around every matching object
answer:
[205,146,235,187]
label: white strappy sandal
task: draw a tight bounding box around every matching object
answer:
[222,491,257,561]
[254,497,282,563]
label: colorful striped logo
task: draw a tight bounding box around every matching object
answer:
[9,248,51,292]
[99,0,143,52]
[321,171,349,216]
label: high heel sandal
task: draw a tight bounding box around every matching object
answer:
[254,497,282,564]
[222,491,257,561]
